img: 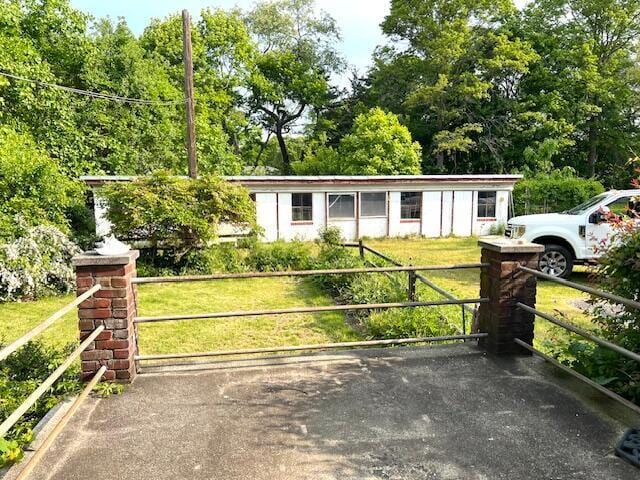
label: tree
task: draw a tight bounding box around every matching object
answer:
[245,0,343,174]
[292,108,422,175]
[76,18,185,174]
[378,0,538,172]
[140,8,256,175]
[0,126,81,240]
[102,171,256,263]
[337,108,421,175]
[519,0,640,179]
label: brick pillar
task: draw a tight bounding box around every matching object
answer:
[72,250,139,383]
[477,238,543,355]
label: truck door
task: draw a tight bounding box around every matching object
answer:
[586,195,635,256]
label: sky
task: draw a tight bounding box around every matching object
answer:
[70,0,391,79]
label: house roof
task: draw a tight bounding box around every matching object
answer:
[81,174,523,187]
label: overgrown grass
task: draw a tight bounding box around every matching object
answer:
[0,236,591,354]
[136,277,358,355]
[0,278,359,355]
[363,236,591,348]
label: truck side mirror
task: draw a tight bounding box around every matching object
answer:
[590,206,610,224]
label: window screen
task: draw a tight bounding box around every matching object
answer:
[361,192,387,217]
[291,193,312,222]
[328,194,355,219]
[400,192,421,219]
[477,191,497,218]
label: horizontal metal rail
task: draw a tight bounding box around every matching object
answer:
[0,284,102,361]
[415,272,475,315]
[132,264,487,284]
[518,266,640,311]
[136,333,489,361]
[357,243,479,316]
[514,339,640,416]
[0,325,105,438]
[134,298,489,323]
[517,303,640,364]
[361,244,403,266]
[14,366,107,480]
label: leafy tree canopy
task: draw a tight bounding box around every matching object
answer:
[293,108,421,175]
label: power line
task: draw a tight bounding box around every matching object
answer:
[0,71,186,106]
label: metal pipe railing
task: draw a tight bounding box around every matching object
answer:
[514,339,640,416]
[13,366,107,480]
[352,242,480,327]
[0,325,105,438]
[136,333,490,361]
[517,303,640,363]
[361,244,403,266]
[134,298,489,323]
[0,284,102,361]
[132,264,487,284]
[518,266,640,311]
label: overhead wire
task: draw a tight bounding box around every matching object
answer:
[0,70,186,106]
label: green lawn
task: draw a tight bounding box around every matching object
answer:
[0,236,593,355]
[363,237,592,348]
[0,278,359,355]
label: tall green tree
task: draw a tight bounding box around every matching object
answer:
[293,108,422,175]
[519,0,640,179]
[378,0,538,172]
[244,0,343,174]
[141,8,256,174]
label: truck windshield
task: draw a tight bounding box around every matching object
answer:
[564,193,609,214]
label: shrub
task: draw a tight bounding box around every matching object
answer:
[0,341,81,467]
[293,108,422,175]
[0,126,82,241]
[309,227,357,295]
[102,171,256,266]
[556,225,640,403]
[367,308,458,339]
[513,168,605,216]
[246,240,312,272]
[0,222,80,302]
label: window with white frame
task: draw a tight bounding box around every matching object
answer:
[361,192,387,217]
[400,192,422,219]
[291,193,313,222]
[477,191,497,218]
[328,194,355,219]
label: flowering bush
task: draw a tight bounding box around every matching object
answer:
[553,169,640,403]
[0,221,80,302]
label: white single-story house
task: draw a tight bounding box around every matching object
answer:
[82,174,521,242]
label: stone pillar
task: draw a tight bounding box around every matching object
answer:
[72,251,139,383]
[477,238,543,355]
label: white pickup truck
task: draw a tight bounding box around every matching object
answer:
[505,189,640,277]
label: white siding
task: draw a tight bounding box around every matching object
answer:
[387,192,401,237]
[452,191,473,236]
[256,193,278,241]
[422,192,441,237]
[441,191,453,236]
[88,176,520,242]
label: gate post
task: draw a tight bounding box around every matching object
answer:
[72,250,139,383]
[477,238,543,355]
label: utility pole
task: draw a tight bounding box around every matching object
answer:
[182,9,197,178]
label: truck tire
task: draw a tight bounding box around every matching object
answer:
[539,244,573,278]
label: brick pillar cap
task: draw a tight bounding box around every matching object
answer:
[478,237,544,253]
[72,250,140,267]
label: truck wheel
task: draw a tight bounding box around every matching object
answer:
[539,244,573,278]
